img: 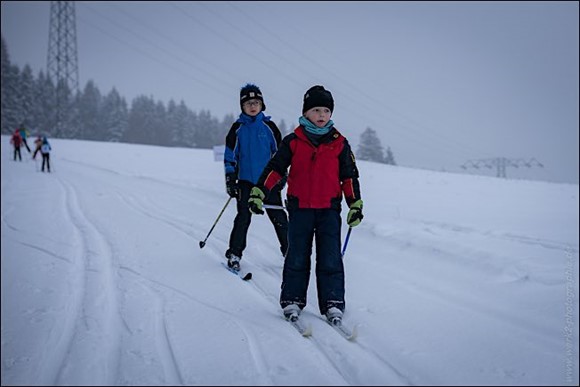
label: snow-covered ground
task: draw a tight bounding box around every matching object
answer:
[1,135,578,386]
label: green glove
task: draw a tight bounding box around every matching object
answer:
[248,187,266,215]
[347,199,364,227]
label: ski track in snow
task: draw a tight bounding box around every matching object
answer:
[108,173,573,385]
[81,173,281,383]
[116,194,359,383]
[60,160,221,384]
[98,172,410,385]
[52,176,122,385]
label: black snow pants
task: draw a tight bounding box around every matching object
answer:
[41,153,51,172]
[280,208,345,315]
[227,180,288,259]
[13,146,22,161]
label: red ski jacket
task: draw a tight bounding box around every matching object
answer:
[10,133,22,147]
[257,126,361,210]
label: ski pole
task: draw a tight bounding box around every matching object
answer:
[199,197,232,249]
[341,227,352,258]
[262,204,286,210]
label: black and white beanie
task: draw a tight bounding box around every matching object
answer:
[302,85,334,114]
[240,83,266,111]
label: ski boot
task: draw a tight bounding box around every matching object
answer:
[226,254,241,272]
[326,307,343,325]
[283,304,301,322]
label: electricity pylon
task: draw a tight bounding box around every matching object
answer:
[461,157,544,178]
[47,1,79,138]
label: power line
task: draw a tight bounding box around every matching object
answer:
[75,2,493,165]
[78,2,233,96]
[221,1,488,159]
[461,157,544,178]
[168,1,300,120]
[106,2,240,86]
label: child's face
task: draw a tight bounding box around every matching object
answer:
[242,99,262,116]
[304,107,332,127]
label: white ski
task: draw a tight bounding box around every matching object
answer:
[287,316,312,337]
[325,320,358,341]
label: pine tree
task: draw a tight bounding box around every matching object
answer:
[17,65,35,128]
[101,88,128,142]
[1,35,19,134]
[220,113,235,143]
[153,100,167,146]
[166,99,180,146]
[54,78,75,138]
[357,127,386,163]
[31,70,56,136]
[183,110,198,148]
[384,146,397,165]
[1,35,244,147]
[195,109,220,148]
[124,95,158,145]
[78,80,103,140]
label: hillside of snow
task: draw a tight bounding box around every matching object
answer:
[1,135,578,386]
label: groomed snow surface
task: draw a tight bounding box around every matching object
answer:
[2,136,578,386]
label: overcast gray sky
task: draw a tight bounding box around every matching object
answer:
[2,1,578,184]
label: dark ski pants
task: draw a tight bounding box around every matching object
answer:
[41,153,50,172]
[13,147,22,161]
[280,208,345,315]
[227,180,288,259]
[22,139,31,153]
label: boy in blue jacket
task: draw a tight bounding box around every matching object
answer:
[223,84,288,271]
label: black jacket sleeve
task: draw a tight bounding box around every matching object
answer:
[224,122,242,175]
[265,120,283,148]
[256,133,295,193]
[338,138,362,206]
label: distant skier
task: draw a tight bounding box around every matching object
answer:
[249,85,363,324]
[40,136,52,173]
[32,135,43,160]
[10,129,23,161]
[223,83,289,271]
[18,125,31,153]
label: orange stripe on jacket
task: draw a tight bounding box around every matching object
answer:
[342,178,355,202]
[264,170,282,191]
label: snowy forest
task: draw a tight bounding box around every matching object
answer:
[1,35,395,162]
[1,35,245,149]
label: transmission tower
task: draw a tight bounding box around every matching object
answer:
[47,1,79,137]
[461,157,544,179]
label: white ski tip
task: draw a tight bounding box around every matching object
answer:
[348,324,359,341]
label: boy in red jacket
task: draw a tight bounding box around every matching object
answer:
[248,85,363,324]
[10,130,23,161]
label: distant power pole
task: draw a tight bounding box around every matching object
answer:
[47,1,79,137]
[461,157,544,179]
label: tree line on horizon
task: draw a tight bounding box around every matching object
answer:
[1,35,395,164]
[1,36,243,149]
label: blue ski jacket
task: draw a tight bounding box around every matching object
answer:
[224,112,282,184]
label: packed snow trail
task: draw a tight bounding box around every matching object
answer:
[2,137,578,385]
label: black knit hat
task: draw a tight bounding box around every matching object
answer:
[302,85,334,114]
[240,83,266,111]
